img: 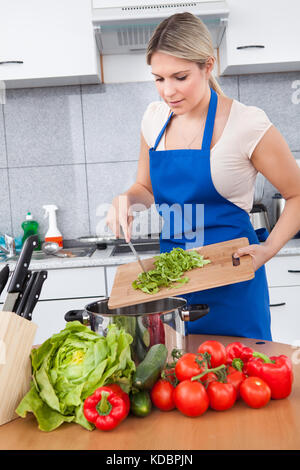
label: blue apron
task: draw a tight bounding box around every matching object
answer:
[149,88,272,341]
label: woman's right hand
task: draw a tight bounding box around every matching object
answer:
[105,193,134,242]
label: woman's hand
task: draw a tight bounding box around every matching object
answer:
[233,244,273,272]
[105,194,134,242]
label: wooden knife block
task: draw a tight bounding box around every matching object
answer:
[0,311,37,426]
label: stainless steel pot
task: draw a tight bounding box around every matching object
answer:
[64,297,209,364]
[272,193,285,224]
[249,203,271,232]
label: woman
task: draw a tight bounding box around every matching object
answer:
[106,13,300,341]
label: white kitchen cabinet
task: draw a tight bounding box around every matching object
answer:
[0,0,100,89]
[0,265,106,301]
[219,0,300,75]
[38,266,106,300]
[265,255,300,288]
[105,266,118,296]
[269,286,300,345]
[265,255,300,344]
[32,296,100,345]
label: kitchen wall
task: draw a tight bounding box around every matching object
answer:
[0,71,299,240]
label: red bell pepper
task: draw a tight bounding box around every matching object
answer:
[245,352,293,400]
[83,385,129,431]
[148,313,165,346]
[225,341,254,367]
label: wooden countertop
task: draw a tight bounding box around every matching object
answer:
[0,334,299,451]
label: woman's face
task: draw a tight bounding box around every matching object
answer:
[150,51,213,115]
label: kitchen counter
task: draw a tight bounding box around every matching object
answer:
[0,334,299,451]
[2,237,300,271]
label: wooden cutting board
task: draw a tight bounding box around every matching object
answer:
[108,237,254,309]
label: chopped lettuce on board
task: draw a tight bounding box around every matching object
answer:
[16,321,135,432]
[132,247,211,294]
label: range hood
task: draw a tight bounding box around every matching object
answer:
[92,0,230,54]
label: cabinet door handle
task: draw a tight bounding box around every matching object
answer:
[270,302,286,307]
[288,270,300,273]
[236,45,265,50]
[0,60,24,65]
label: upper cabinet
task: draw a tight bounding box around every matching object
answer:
[0,0,101,89]
[219,0,300,75]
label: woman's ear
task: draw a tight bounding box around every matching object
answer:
[205,57,215,77]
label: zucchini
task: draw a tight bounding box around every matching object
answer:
[133,343,168,390]
[130,390,152,417]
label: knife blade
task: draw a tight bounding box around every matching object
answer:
[0,264,10,297]
[2,235,38,312]
[20,270,48,320]
[127,240,147,273]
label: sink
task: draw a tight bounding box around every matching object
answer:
[0,245,96,262]
[110,242,160,256]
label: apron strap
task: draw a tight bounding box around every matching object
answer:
[152,111,173,151]
[152,87,218,151]
[201,88,218,151]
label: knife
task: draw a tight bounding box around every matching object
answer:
[14,270,35,316]
[0,264,10,297]
[20,270,48,320]
[127,240,147,273]
[120,227,147,273]
[2,235,38,312]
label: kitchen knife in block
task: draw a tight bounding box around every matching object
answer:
[14,271,36,317]
[0,311,37,425]
[21,270,48,320]
[2,235,38,313]
[108,237,255,309]
[0,264,10,297]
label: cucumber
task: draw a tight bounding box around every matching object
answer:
[130,390,152,417]
[137,316,150,348]
[133,343,168,390]
[134,336,148,363]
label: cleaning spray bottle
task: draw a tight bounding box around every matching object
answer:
[43,205,63,248]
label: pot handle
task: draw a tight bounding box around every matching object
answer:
[181,304,210,322]
[65,309,86,324]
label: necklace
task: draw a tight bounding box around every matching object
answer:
[177,109,208,149]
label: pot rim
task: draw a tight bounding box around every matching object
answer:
[83,296,188,317]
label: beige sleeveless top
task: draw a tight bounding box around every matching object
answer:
[141,99,273,213]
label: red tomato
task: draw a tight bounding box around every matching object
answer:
[150,379,175,411]
[201,372,218,386]
[163,367,177,387]
[197,340,227,368]
[175,353,204,382]
[240,377,271,409]
[173,380,209,417]
[226,370,246,399]
[207,381,237,411]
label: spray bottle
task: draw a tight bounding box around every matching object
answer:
[43,205,63,248]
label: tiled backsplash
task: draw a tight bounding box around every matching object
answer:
[0,72,299,240]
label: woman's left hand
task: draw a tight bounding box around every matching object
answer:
[233,244,273,272]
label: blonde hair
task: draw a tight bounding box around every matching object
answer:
[146,12,224,96]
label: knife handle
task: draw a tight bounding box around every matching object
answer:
[21,270,48,320]
[14,271,35,316]
[8,235,38,293]
[0,264,10,296]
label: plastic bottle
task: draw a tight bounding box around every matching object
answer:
[21,212,41,250]
[43,205,63,248]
